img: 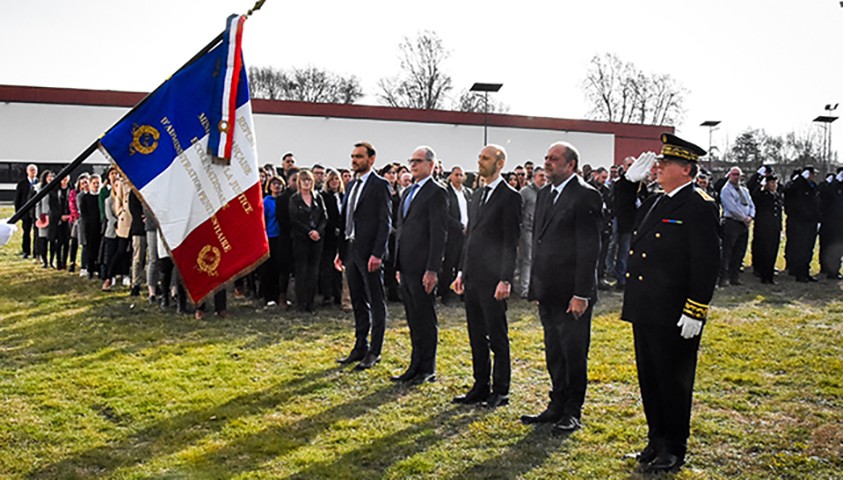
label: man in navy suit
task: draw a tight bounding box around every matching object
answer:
[392,145,448,385]
[335,142,392,371]
[451,145,521,408]
[521,141,602,434]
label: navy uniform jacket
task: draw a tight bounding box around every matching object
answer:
[621,183,720,326]
[528,176,602,303]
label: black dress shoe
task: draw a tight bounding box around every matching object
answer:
[551,415,582,434]
[520,408,563,425]
[452,388,490,405]
[635,444,658,464]
[729,278,743,286]
[354,353,381,371]
[482,393,509,408]
[390,369,417,382]
[408,372,436,385]
[643,453,684,473]
[337,350,366,365]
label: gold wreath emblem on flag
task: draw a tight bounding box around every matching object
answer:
[130,124,160,155]
[197,245,221,277]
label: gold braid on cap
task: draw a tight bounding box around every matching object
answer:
[683,298,709,320]
[661,145,699,162]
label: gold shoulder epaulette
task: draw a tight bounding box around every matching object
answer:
[695,188,715,203]
[683,298,709,320]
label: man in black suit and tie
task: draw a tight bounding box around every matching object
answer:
[335,142,392,371]
[621,134,720,473]
[440,165,471,305]
[521,141,602,434]
[451,145,521,408]
[393,145,448,385]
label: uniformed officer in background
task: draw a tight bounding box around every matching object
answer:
[620,134,720,474]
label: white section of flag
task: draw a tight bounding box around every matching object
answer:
[139,102,258,250]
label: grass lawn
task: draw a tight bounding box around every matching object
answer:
[1,206,841,479]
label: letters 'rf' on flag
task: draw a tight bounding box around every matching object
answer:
[99,14,268,304]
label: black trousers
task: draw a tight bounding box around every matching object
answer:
[20,217,33,256]
[292,238,323,311]
[262,236,282,304]
[319,235,342,303]
[819,226,843,276]
[399,271,438,375]
[197,290,227,313]
[464,282,510,394]
[787,220,818,279]
[345,249,387,356]
[538,301,592,419]
[633,322,702,458]
[720,219,748,281]
[752,224,781,282]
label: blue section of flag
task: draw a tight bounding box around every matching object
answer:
[100,40,249,191]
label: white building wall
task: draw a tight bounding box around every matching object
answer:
[0,102,615,171]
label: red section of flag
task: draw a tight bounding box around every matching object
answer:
[171,182,268,304]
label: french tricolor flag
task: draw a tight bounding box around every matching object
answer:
[99,15,268,304]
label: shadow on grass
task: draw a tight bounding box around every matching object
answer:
[451,426,570,479]
[25,367,337,479]
[284,405,483,479]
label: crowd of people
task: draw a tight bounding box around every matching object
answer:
[11,136,843,475]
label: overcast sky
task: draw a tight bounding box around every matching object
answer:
[3,0,842,162]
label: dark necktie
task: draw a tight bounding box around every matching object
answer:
[345,181,361,239]
[480,186,491,207]
[403,183,420,218]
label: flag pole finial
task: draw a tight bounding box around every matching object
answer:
[246,0,266,17]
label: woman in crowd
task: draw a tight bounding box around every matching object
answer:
[262,175,285,308]
[319,168,344,306]
[506,172,520,190]
[35,170,54,268]
[289,169,326,312]
[79,174,102,279]
[276,168,298,308]
[379,163,402,302]
[102,175,132,291]
[68,173,89,273]
[51,176,72,270]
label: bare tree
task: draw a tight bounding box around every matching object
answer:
[582,53,687,126]
[378,31,453,110]
[248,66,363,104]
[454,90,509,114]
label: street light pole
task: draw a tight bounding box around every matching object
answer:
[470,82,503,146]
[700,120,721,171]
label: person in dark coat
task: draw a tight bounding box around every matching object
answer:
[13,164,38,258]
[275,168,299,307]
[819,167,843,279]
[751,175,783,284]
[79,174,103,279]
[621,133,720,474]
[785,166,822,282]
[319,169,345,305]
[521,141,602,434]
[289,169,327,312]
[392,145,448,386]
[440,165,472,305]
[451,145,520,409]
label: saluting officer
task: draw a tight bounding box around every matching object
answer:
[621,133,720,474]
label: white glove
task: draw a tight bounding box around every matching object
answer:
[0,219,18,247]
[677,314,703,339]
[624,151,657,183]
[757,166,767,175]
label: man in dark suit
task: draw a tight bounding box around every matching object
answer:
[14,164,38,258]
[451,145,520,408]
[335,142,392,371]
[440,165,471,305]
[392,145,448,385]
[521,141,602,434]
[621,133,720,474]
[785,166,822,282]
